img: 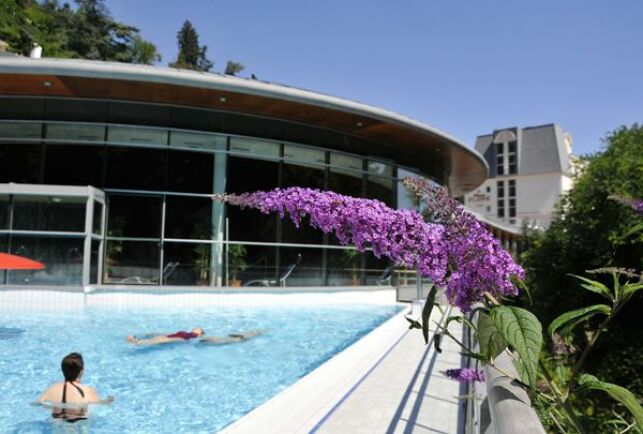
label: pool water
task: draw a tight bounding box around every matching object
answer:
[0,302,402,433]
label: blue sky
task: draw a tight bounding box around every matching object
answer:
[106,0,642,156]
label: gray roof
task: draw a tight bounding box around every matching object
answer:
[475,124,571,176]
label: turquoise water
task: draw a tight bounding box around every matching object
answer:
[0,302,401,433]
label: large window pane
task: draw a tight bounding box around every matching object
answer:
[12,195,86,232]
[167,149,213,194]
[45,99,107,123]
[0,122,42,139]
[163,242,211,286]
[0,195,9,229]
[328,168,363,198]
[169,131,226,152]
[107,194,162,238]
[104,240,160,284]
[107,125,168,147]
[278,247,324,286]
[44,145,105,187]
[0,144,43,184]
[283,145,325,166]
[330,153,363,172]
[90,239,100,284]
[105,147,167,190]
[93,201,103,235]
[229,137,279,159]
[326,248,361,286]
[226,157,278,242]
[165,196,212,240]
[364,252,391,285]
[367,161,393,177]
[7,236,84,286]
[365,176,394,207]
[46,123,105,142]
[226,244,277,286]
[0,98,44,120]
[108,102,169,127]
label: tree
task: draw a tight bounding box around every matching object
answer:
[0,0,160,63]
[170,20,213,72]
[522,124,643,428]
[224,60,245,76]
[131,35,161,65]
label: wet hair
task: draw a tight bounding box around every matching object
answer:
[61,353,84,382]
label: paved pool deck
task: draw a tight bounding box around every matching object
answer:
[314,312,465,434]
[223,303,466,434]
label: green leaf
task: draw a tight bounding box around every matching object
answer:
[570,274,613,301]
[622,283,643,298]
[421,285,438,344]
[618,221,643,242]
[460,350,489,364]
[404,316,422,330]
[444,315,463,328]
[578,374,643,430]
[433,332,443,353]
[477,312,507,361]
[490,306,542,391]
[547,304,611,337]
[513,277,533,306]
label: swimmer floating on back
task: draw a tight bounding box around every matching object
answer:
[35,352,114,423]
[126,327,264,346]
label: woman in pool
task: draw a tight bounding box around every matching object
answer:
[36,352,114,422]
[126,327,264,346]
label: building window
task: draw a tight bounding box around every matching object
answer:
[509,198,516,218]
[486,186,490,193]
[508,179,516,197]
[507,141,517,174]
[497,180,505,218]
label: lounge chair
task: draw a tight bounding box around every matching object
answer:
[244,254,302,287]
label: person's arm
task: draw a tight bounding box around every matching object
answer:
[35,386,54,404]
[135,336,184,346]
[85,386,114,405]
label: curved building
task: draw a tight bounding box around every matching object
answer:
[0,58,487,288]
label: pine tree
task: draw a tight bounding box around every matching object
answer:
[170,20,213,72]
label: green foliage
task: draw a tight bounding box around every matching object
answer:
[227,244,247,281]
[224,60,245,76]
[421,285,437,344]
[521,125,643,430]
[0,0,160,62]
[170,20,213,72]
[490,305,543,391]
[523,125,643,325]
[477,311,507,361]
[548,304,611,338]
[578,374,643,430]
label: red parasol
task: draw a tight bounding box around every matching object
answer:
[0,253,45,270]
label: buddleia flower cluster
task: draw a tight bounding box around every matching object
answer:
[609,195,643,214]
[213,179,524,311]
[445,368,485,383]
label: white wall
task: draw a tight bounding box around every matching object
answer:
[464,172,568,228]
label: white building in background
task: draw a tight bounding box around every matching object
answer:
[464,124,578,229]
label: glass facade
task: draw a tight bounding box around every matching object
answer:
[0,97,430,288]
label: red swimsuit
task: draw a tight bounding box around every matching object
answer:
[166,331,199,340]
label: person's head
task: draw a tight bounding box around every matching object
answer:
[61,353,84,382]
[192,327,205,336]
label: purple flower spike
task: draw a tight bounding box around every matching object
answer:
[214,179,524,312]
[610,195,643,215]
[445,368,485,383]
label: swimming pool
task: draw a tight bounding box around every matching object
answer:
[0,293,402,433]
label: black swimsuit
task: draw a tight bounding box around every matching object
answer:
[53,381,87,423]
